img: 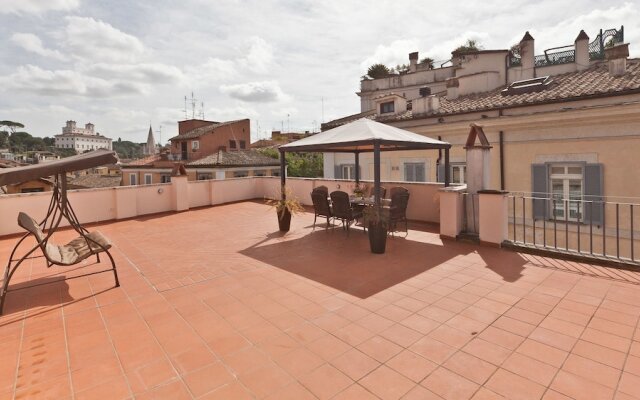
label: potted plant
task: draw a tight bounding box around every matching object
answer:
[266,187,304,232]
[363,206,390,254]
[352,183,369,199]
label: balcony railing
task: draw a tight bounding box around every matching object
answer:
[589,26,624,60]
[534,46,575,67]
[506,194,639,265]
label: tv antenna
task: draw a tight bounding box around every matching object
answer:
[200,101,205,119]
[184,92,198,119]
[158,125,162,146]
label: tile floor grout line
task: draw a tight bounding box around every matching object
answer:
[61,286,76,400]
[611,284,640,398]
[87,268,136,399]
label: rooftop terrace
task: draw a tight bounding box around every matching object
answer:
[2,200,640,399]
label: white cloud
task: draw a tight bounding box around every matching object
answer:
[360,39,420,70]
[0,65,144,97]
[243,36,274,74]
[187,57,237,85]
[65,16,145,62]
[0,0,79,14]
[220,81,288,102]
[10,33,64,60]
[206,105,260,120]
[84,63,185,84]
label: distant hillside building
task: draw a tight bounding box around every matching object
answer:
[141,125,158,156]
[54,121,112,152]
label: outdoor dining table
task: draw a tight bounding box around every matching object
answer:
[349,196,392,207]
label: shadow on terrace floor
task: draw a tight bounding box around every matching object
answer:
[241,222,528,298]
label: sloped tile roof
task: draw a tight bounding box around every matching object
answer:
[324,59,640,128]
[169,119,246,141]
[68,174,122,189]
[187,150,280,167]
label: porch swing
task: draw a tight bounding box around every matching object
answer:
[0,149,120,315]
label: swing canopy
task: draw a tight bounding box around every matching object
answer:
[0,149,118,186]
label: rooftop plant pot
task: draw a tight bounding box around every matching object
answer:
[368,221,387,254]
[277,207,292,232]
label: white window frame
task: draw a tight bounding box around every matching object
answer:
[380,101,395,114]
[129,173,137,185]
[341,165,355,180]
[192,140,199,150]
[549,164,584,221]
[144,174,152,185]
[450,164,467,184]
[160,174,171,183]
[404,162,426,182]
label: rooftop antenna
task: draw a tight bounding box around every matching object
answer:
[200,101,205,119]
[158,125,162,146]
[287,114,290,133]
[183,96,188,119]
[189,92,197,119]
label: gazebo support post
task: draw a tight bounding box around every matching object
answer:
[354,152,360,185]
[444,147,450,187]
[373,142,381,206]
[279,149,286,200]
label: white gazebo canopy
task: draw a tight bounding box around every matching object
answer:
[278,118,452,205]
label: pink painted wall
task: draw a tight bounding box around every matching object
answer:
[0,176,444,237]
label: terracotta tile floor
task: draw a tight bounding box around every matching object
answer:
[2,200,640,399]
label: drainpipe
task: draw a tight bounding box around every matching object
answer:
[436,135,442,181]
[504,54,509,85]
[499,131,505,191]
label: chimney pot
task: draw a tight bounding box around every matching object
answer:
[605,43,629,76]
[409,52,418,72]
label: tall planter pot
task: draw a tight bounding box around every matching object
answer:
[277,207,292,232]
[368,222,387,254]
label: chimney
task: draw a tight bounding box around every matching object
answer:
[412,94,440,114]
[409,52,419,72]
[605,43,629,77]
[574,30,590,71]
[446,77,459,100]
[519,31,535,79]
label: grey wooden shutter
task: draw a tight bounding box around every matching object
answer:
[436,164,445,183]
[584,164,603,226]
[416,163,425,182]
[404,164,413,182]
[334,165,343,179]
[531,164,549,220]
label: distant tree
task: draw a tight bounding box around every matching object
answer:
[510,43,521,57]
[257,148,323,178]
[419,57,435,69]
[0,131,8,148]
[0,120,25,134]
[367,63,391,79]
[394,63,410,74]
[453,39,482,53]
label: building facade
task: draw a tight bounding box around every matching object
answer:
[120,118,280,185]
[54,121,113,152]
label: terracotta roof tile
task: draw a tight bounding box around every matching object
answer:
[187,150,280,167]
[68,174,122,189]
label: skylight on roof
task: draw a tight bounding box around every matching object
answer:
[502,76,553,96]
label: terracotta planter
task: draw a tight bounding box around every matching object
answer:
[277,208,292,232]
[368,222,387,254]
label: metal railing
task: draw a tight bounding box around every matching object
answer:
[506,194,639,265]
[535,46,575,67]
[589,26,624,60]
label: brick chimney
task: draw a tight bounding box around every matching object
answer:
[409,52,419,72]
[520,31,535,79]
[574,30,590,71]
[605,43,629,77]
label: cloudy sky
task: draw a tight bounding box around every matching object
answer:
[0,0,638,144]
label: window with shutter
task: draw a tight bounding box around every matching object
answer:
[437,164,445,183]
[584,164,604,226]
[404,162,425,182]
[531,164,549,220]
